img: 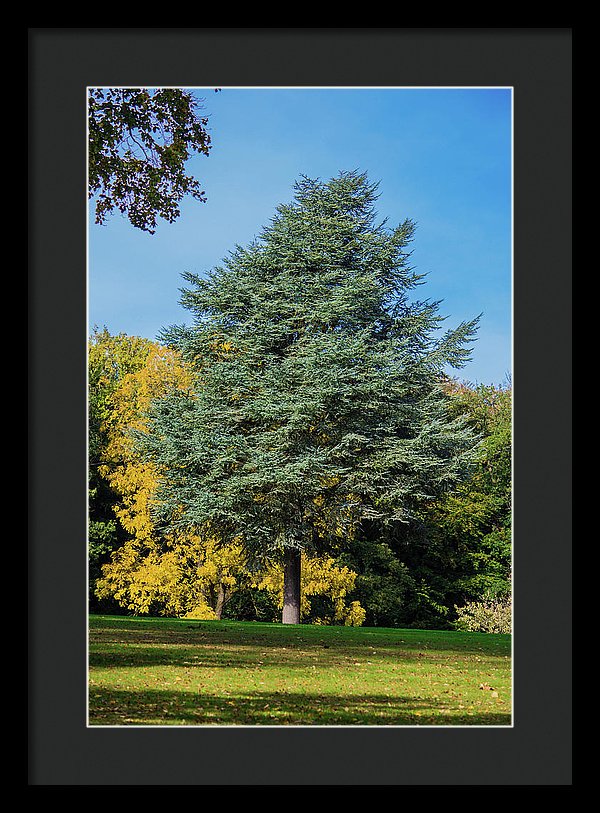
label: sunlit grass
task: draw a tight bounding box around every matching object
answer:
[88,615,511,726]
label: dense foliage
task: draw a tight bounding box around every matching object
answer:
[88,328,155,611]
[89,329,511,628]
[427,381,512,604]
[88,88,212,233]
[338,380,512,629]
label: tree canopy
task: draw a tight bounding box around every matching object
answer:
[136,171,482,623]
[88,88,212,233]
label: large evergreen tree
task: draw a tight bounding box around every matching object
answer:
[139,172,481,623]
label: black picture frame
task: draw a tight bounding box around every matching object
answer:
[29,28,572,786]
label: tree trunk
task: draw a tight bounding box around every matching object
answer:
[282,548,301,624]
[214,584,226,620]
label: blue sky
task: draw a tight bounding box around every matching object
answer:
[88,86,512,387]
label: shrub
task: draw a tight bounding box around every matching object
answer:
[454,594,512,634]
[344,601,367,627]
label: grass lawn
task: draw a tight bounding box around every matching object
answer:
[88,615,511,726]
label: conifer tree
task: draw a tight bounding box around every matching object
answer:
[139,171,481,623]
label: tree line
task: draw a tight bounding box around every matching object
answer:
[88,328,511,629]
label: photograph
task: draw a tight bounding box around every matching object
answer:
[87,85,514,728]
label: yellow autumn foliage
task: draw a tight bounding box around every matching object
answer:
[96,537,195,616]
[256,553,365,626]
[96,531,248,618]
[98,344,194,548]
[95,341,248,618]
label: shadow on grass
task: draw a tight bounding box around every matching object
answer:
[89,686,511,727]
[89,618,510,656]
[90,644,431,670]
[89,639,509,671]
[90,622,510,672]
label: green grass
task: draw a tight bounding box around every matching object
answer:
[88,615,512,726]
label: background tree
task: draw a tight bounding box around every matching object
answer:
[88,88,213,233]
[138,171,481,624]
[425,379,512,604]
[92,339,234,618]
[96,530,249,619]
[339,378,512,629]
[88,328,154,611]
